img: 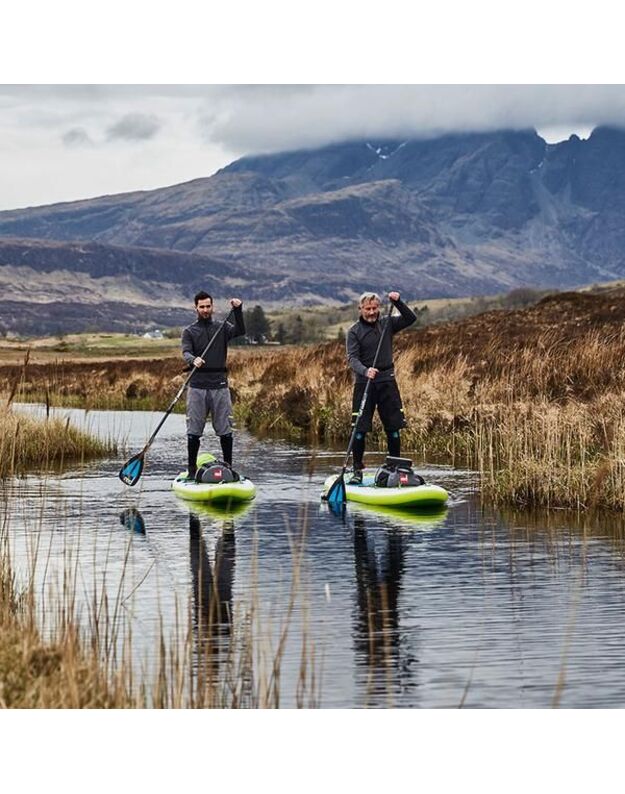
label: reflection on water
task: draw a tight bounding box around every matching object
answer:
[352,514,411,706]
[121,503,238,680]
[120,507,146,535]
[188,509,236,690]
[6,404,625,707]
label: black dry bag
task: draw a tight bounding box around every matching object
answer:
[195,462,240,484]
[374,456,425,488]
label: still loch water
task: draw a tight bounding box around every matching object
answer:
[4,404,625,708]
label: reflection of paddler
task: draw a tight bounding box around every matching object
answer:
[189,512,236,689]
[352,515,417,704]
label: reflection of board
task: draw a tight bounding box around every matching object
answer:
[174,499,254,521]
[322,473,448,508]
[347,501,448,529]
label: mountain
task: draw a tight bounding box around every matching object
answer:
[2,126,625,333]
[0,238,346,334]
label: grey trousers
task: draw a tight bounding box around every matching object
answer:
[186,386,234,437]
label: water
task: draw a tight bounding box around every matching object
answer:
[5,404,625,707]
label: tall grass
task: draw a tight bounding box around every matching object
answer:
[225,298,625,510]
[0,509,319,708]
[473,398,625,509]
[0,406,116,478]
[5,291,625,508]
[0,538,139,707]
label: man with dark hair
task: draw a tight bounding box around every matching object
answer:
[345,290,416,484]
[181,292,245,479]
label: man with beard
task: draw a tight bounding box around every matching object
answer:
[181,291,245,479]
[345,291,416,484]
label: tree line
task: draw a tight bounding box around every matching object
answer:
[236,305,331,345]
[182,288,555,347]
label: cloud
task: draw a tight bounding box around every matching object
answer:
[3,85,625,211]
[106,112,161,142]
[7,84,625,154]
[62,127,93,147]
[195,85,625,154]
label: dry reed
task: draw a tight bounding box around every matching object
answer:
[5,290,625,508]
[0,511,319,708]
[0,406,116,478]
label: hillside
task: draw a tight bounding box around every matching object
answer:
[0,237,345,334]
[3,127,625,333]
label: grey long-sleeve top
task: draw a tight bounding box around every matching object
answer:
[346,298,416,384]
[181,306,245,389]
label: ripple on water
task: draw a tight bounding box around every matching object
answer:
[6,405,625,707]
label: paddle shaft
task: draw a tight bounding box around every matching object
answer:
[141,308,235,453]
[340,301,394,472]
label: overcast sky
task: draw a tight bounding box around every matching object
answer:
[2,84,624,212]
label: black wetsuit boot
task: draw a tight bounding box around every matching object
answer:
[220,433,233,467]
[187,434,201,479]
[350,432,366,484]
[387,430,401,458]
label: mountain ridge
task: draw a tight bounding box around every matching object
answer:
[2,126,625,333]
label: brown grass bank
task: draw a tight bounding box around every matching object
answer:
[0,406,116,477]
[4,290,625,508]
[0,546,140,707]
[0,347,277,411]
[231,290,625,510]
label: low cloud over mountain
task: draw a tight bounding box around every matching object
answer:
[2,126,625,333]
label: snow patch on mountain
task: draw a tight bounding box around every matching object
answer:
[366,141,408,160]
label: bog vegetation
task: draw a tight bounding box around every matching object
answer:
[3,288,625,509]
[0,406,115,477]
[0,523,317,707]
[3,286,625,708]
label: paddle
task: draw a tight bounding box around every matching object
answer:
[324,300,393,507]
[119,308,234,486]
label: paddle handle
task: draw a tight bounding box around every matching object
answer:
[143,308,235,450]
[341,301,394,470]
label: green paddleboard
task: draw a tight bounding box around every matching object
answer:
[172,452,256,504]
[322,472,448,508]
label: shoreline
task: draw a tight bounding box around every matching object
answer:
[2,289,625,510]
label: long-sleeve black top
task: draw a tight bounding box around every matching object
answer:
[181,306,245,389]
[346,298,416,383]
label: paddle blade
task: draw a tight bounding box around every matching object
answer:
[325,499,347,521]
[325,473,347,507]
[119,507,146,534]
[119,453,144,487]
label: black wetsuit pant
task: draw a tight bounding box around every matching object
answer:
[351,379,406,468]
